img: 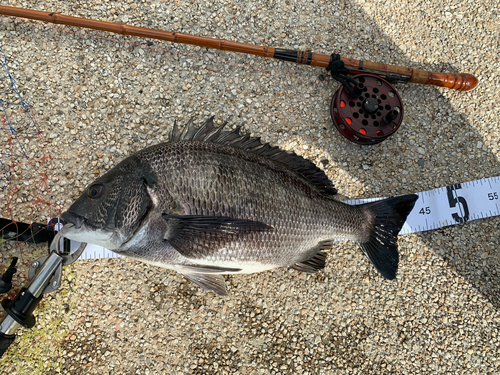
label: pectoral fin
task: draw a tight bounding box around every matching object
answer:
[162,214,273,259]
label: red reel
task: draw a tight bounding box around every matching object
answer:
[330,74,404,145]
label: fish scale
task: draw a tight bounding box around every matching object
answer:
[153,144,335,260]
[60,118,418,295]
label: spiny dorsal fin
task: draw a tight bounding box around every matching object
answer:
[170,117,217,142]
[169,118,337,196]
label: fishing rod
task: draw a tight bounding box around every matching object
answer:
[0,5,479,144]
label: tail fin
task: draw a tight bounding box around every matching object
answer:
[356,194,418,280]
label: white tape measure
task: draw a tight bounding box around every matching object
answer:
[346,175,499,234]
[74,175,500,260]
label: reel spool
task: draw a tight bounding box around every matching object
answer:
[330,74,404,145]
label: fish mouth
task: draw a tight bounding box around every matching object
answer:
[58,211,118,248]
[60,211,84,229]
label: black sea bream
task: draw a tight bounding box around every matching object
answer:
[60,118,418,295]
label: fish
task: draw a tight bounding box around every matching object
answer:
[60,118,418,296]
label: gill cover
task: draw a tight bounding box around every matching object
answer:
[63,155,156,245]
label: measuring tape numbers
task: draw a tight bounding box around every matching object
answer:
[346,175,500,235]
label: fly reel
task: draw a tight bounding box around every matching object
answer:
[330,74,404,145]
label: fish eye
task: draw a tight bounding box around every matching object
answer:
[88,184,104,199]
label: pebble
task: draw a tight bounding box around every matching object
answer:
[0,0,499,374]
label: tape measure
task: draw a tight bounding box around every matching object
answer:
[346,175,500,234]
[73,175,500,260]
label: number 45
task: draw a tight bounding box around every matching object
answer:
[419,207,431,215]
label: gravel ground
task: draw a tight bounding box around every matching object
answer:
[1,0,499,374]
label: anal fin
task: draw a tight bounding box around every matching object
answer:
[291,251,327,273]
[290,241,332,273]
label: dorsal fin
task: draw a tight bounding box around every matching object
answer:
[169,118,337,196]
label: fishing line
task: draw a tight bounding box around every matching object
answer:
[0,45,58,271]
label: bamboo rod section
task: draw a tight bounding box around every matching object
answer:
[0,5,478,91]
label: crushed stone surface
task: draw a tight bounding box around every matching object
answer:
[0,0,499,374]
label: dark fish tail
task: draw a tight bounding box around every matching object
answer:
[356,194,418,280]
